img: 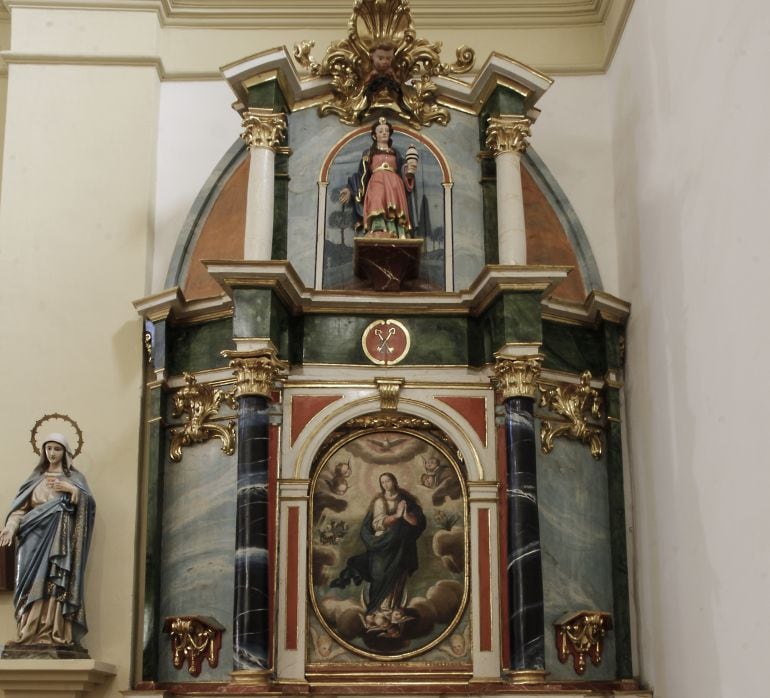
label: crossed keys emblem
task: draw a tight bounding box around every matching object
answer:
[374,326,396,355]
[362,319,410,366]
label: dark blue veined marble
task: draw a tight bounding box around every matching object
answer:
[504,396,545,671]
[233,396,271,670]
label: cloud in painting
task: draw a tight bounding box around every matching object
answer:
[312,545,338,586]
[432,528,464,573]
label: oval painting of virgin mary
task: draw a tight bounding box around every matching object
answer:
[309,429,468,660]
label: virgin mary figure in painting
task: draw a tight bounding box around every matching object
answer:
[0,433,95,657]
[339,117,418,239]
[331,472,426,635]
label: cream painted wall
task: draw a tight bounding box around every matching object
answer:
[608,1,770,695]
[0,7,161,698]
[533,75,618,295]
[153,80,242,292]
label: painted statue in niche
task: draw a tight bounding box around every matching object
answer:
[339,117,418,239]
[310,430,467,660]
[0,433,95,658]
[324,126,446,290]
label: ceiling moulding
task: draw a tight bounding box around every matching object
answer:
[0,0,634,75]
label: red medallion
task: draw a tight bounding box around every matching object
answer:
[362,319,410,365]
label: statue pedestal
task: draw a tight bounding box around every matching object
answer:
[0,658,116,698]
[353,237,422,291]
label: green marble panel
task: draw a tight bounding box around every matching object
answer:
[603,322,624,372]
[167,317,233,375]
[481,175,498,265]
[542,320,606,375]
[272,157,289,261]
[270,293,290,361]
[233,288,272,339]
[246,80,288,112]
[605,387,632,677]
[502,292,542,343]
[141,383,167,682]
[536,424,616,680]
[300,315,468,365]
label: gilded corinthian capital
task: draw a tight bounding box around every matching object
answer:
[222,348,289,400]
[240,108,287,151]
[485,115,531,156]
[493,354,543,399]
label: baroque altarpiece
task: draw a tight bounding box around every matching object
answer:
[133,2,642,696]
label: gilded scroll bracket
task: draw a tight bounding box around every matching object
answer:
[538,370,604,459]
[169,373,237,463]
[163,615,224,677]
[375,377,404,410]
[554,610,612,675]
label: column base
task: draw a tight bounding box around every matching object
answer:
[231,668,273,687]
[505,668,546,684]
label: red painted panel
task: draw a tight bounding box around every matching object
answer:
[290,395,343,446]
[435,396,487,446]
[478,508,492,652]
[285,507,300,650]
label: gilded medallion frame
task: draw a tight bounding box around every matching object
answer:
[308,424,469,662]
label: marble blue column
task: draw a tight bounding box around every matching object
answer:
[233,395,270,671]
[494,353,545,682]
[503,396,545,674]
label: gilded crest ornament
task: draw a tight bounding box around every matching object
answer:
[293,0,474,128]
[539,371,604,459]
[169,373,237,462]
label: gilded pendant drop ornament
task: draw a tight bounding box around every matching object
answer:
[554,611,612,675]
[168,373,237,463]
[163,615,224,677]
[539,371,604,459]
[293,0,474,128]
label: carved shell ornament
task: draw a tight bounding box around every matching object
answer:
[294,0,475,128]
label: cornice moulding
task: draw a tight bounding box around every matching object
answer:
[1,0,634,74]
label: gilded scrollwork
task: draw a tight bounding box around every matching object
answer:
[554,611,612,675]
[485,115,532,156]
[492,354,543,399]
[240,108,287,151]
[293,0,474,128]
[169,373,237,463]
[539,371,603,459]
[223,348,289,399]
[163,615,224,677]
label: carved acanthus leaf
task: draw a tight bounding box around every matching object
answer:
[539,371,603,459]
[169,373,237,462]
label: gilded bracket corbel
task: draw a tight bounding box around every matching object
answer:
[169,373,237,463]
[554,611,612,675]
[375,377,404,410]
[538,370,603,459]
[222,348,289,399]
[163,615,225,677]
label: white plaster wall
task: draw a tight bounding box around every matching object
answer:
[534,75,618,294]
[152,80,242,292]
[608,1,770,695]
